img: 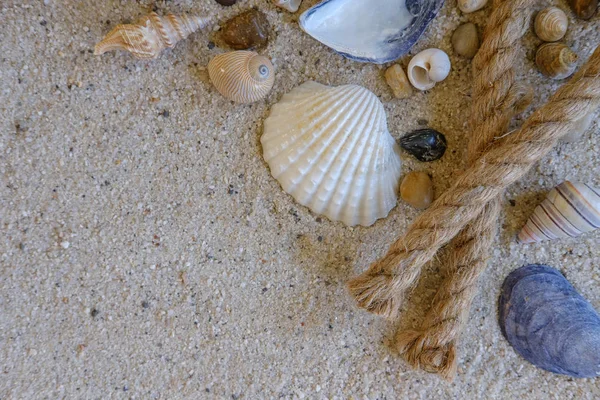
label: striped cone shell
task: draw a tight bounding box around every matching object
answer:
[261,81,402,226]
[94,12,210,59]
[208,51,275,104]
[518,181,600,244]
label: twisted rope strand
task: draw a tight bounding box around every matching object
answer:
[395,0,533,379]
[348,45,600,320]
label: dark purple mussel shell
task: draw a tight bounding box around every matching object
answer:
[499,264,600,378]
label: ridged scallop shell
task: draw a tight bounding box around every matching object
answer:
[534,7,568,42]
[499,264,600,378]
[407,48,451,91]
[273,0,302,12]
[208,51,275,104]
[94,12,211,59]
[518,181,600,244]
[261,81,403,226]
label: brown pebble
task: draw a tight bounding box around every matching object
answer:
[215,0,238,6]
[451,23,480,59]
[220,10,270,50]
[400,172,434,209]
[568,0,598,19]
[384,64,412,99]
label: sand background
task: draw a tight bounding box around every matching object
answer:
[1,0,600,398]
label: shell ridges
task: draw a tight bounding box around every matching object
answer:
[94,12,210,59]
[517,181,600,244]
[208,51,275,104]
[261,82,402,226]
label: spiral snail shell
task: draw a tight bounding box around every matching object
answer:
[534,7,568,42]
[517,181,600,244]
[94,12,211,59]
[208,51,275,104]
[535,43,578,80]
[407,48,451,91]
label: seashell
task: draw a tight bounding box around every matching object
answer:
[535,43,578,80]
[400,171,434,209]
[407,49,451,91]
[94,12,210,59]
[261,81,403,226]
[273,0,302,12]
[384,64,413,99]
[517,181,600,244]
[299,0,445,64]
[499,264,600,378]
[458,0,488,13]
[534,7,568,42]
[568,0,598,20]
[451,22,480,59]
[400,129,447,162]
[208,51,275,104]
[219,9,270,50]
[561,112,595,143]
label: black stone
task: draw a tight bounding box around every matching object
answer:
[215,0,237,5]
[399,128,447,162]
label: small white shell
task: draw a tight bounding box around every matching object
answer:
[273,0,302,12]
[518,181,600,244]
[261,82,403,226]
[407,48,451,91]
[208,51,275,104]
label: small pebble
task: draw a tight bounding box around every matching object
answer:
[384,64,412,99]
[458,0,488,13]
[400,128,447,162]
[220,10,270,50]
[400,172,434,209]
[215,0,238,5]
[452,23,480,59]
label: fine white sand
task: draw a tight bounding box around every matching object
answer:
[1,0,599,398]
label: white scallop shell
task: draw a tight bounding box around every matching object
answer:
[407,48,451,91]
[518,181,600,244]
[261,81,403,226]
[273,0,302,12]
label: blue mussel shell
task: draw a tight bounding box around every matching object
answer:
[299,0,446,64]
[499,264,600,378]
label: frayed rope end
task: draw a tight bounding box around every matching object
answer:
[395,329,458,381]
[347,273,401,320]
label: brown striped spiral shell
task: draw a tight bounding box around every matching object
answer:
[518,181,600,244]
[94,12,211,59]
[208,51,275,104]
[535,43,578,80]
[534,7,568,42]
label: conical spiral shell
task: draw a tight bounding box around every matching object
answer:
[261,82,403,226]
[535,43,578,80]
[518,181,600,244]
[94,12,211,59]
[208,51,275,104]
[534,7,568,42]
